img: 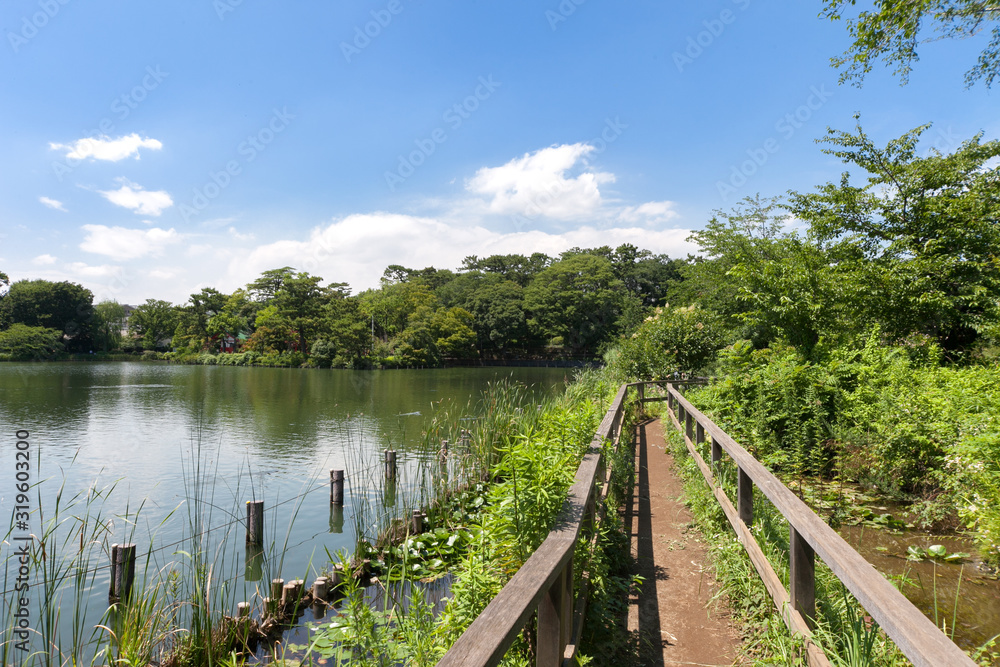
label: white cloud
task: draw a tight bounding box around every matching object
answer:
[149,269,175,280]
[33,254,57,265]
[80,224,182,260]
[226,213,695,294]
[228,227,255,242]
[50,133,163,162]
[65,262,123,278]
[39,196,67,212]
[466,143,614,221]
[617,200,679,226]
[98,180,173,216]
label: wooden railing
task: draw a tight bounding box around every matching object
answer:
[437,380,976,667]
[654,382,976,667]
[436,384,630,667]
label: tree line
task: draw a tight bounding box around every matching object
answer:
[0,246,685,366]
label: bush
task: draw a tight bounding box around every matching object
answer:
[613,304,728,379]
[0,324,64,360]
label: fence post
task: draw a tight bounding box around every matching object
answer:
[330,469,344,506]
[638,383,645,404]
[537,558,571,666]
[711,436,722,470]
[737,467,753,527]
[685,412,694,443]
[695,422,705,458]
[790,527,816,624]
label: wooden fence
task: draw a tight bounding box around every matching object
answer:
[435,380,977,667]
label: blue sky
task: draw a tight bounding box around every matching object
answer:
[1,1,996,304]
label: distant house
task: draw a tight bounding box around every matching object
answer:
[120,304,137,336]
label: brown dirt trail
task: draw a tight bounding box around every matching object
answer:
[625,418,743,666]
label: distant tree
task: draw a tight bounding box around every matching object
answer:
[465,278,528,354]
[0,279,94,351]
[173,287,227,351]
[93,301,126,352]
[524,254,625,353]
[0,271,9,297]
[823,0,1000,87]
[129,299,178,351]
[460,253,551,286]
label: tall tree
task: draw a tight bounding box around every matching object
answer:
[0,279,94,351]
[790,119,1000,350]
[93,300,126,353]
[523,254,625,353]
[823,0,1000,87]
[129,299,178,351]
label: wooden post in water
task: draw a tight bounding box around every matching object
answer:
[246,500,264,546]
[313,577,329,601]
[237,602,251,618]
[790,527,816,625]
[411,509,424,534]
[108,543,136,603]
[385,449,397,481]
[330,469,344,506]
[270,578,284,602]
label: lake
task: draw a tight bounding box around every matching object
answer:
[0,361,569,661]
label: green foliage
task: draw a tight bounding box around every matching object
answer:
[823,0,1000,87]
[92,300,126,353]
[524,254,625,352]
[613,304,729,379]
[0,323,64,359]
[129,299,178,351]
[790,119,1000,352]
[0,278,94,351]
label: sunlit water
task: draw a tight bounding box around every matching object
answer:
[0,362,569,660]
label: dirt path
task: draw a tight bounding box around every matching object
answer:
[626,418,743,667]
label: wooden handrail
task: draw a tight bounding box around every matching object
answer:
[436,384,629,667]
[663,383,976,667]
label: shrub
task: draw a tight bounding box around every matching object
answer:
[0,323,64,359]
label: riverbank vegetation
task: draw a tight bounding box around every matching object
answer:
[600,120,1000,570]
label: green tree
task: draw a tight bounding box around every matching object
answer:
[465,278,528,355]
[207,289,255,345]
[396,305,477,366]
[0,324,64,359]
[93,301,126,353]
[523,254,625,353]
[823,0,1000,87]
[0,279,94,351]
[173,287,227,351]
[129,299,178,351]
[790,120,1000,351]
